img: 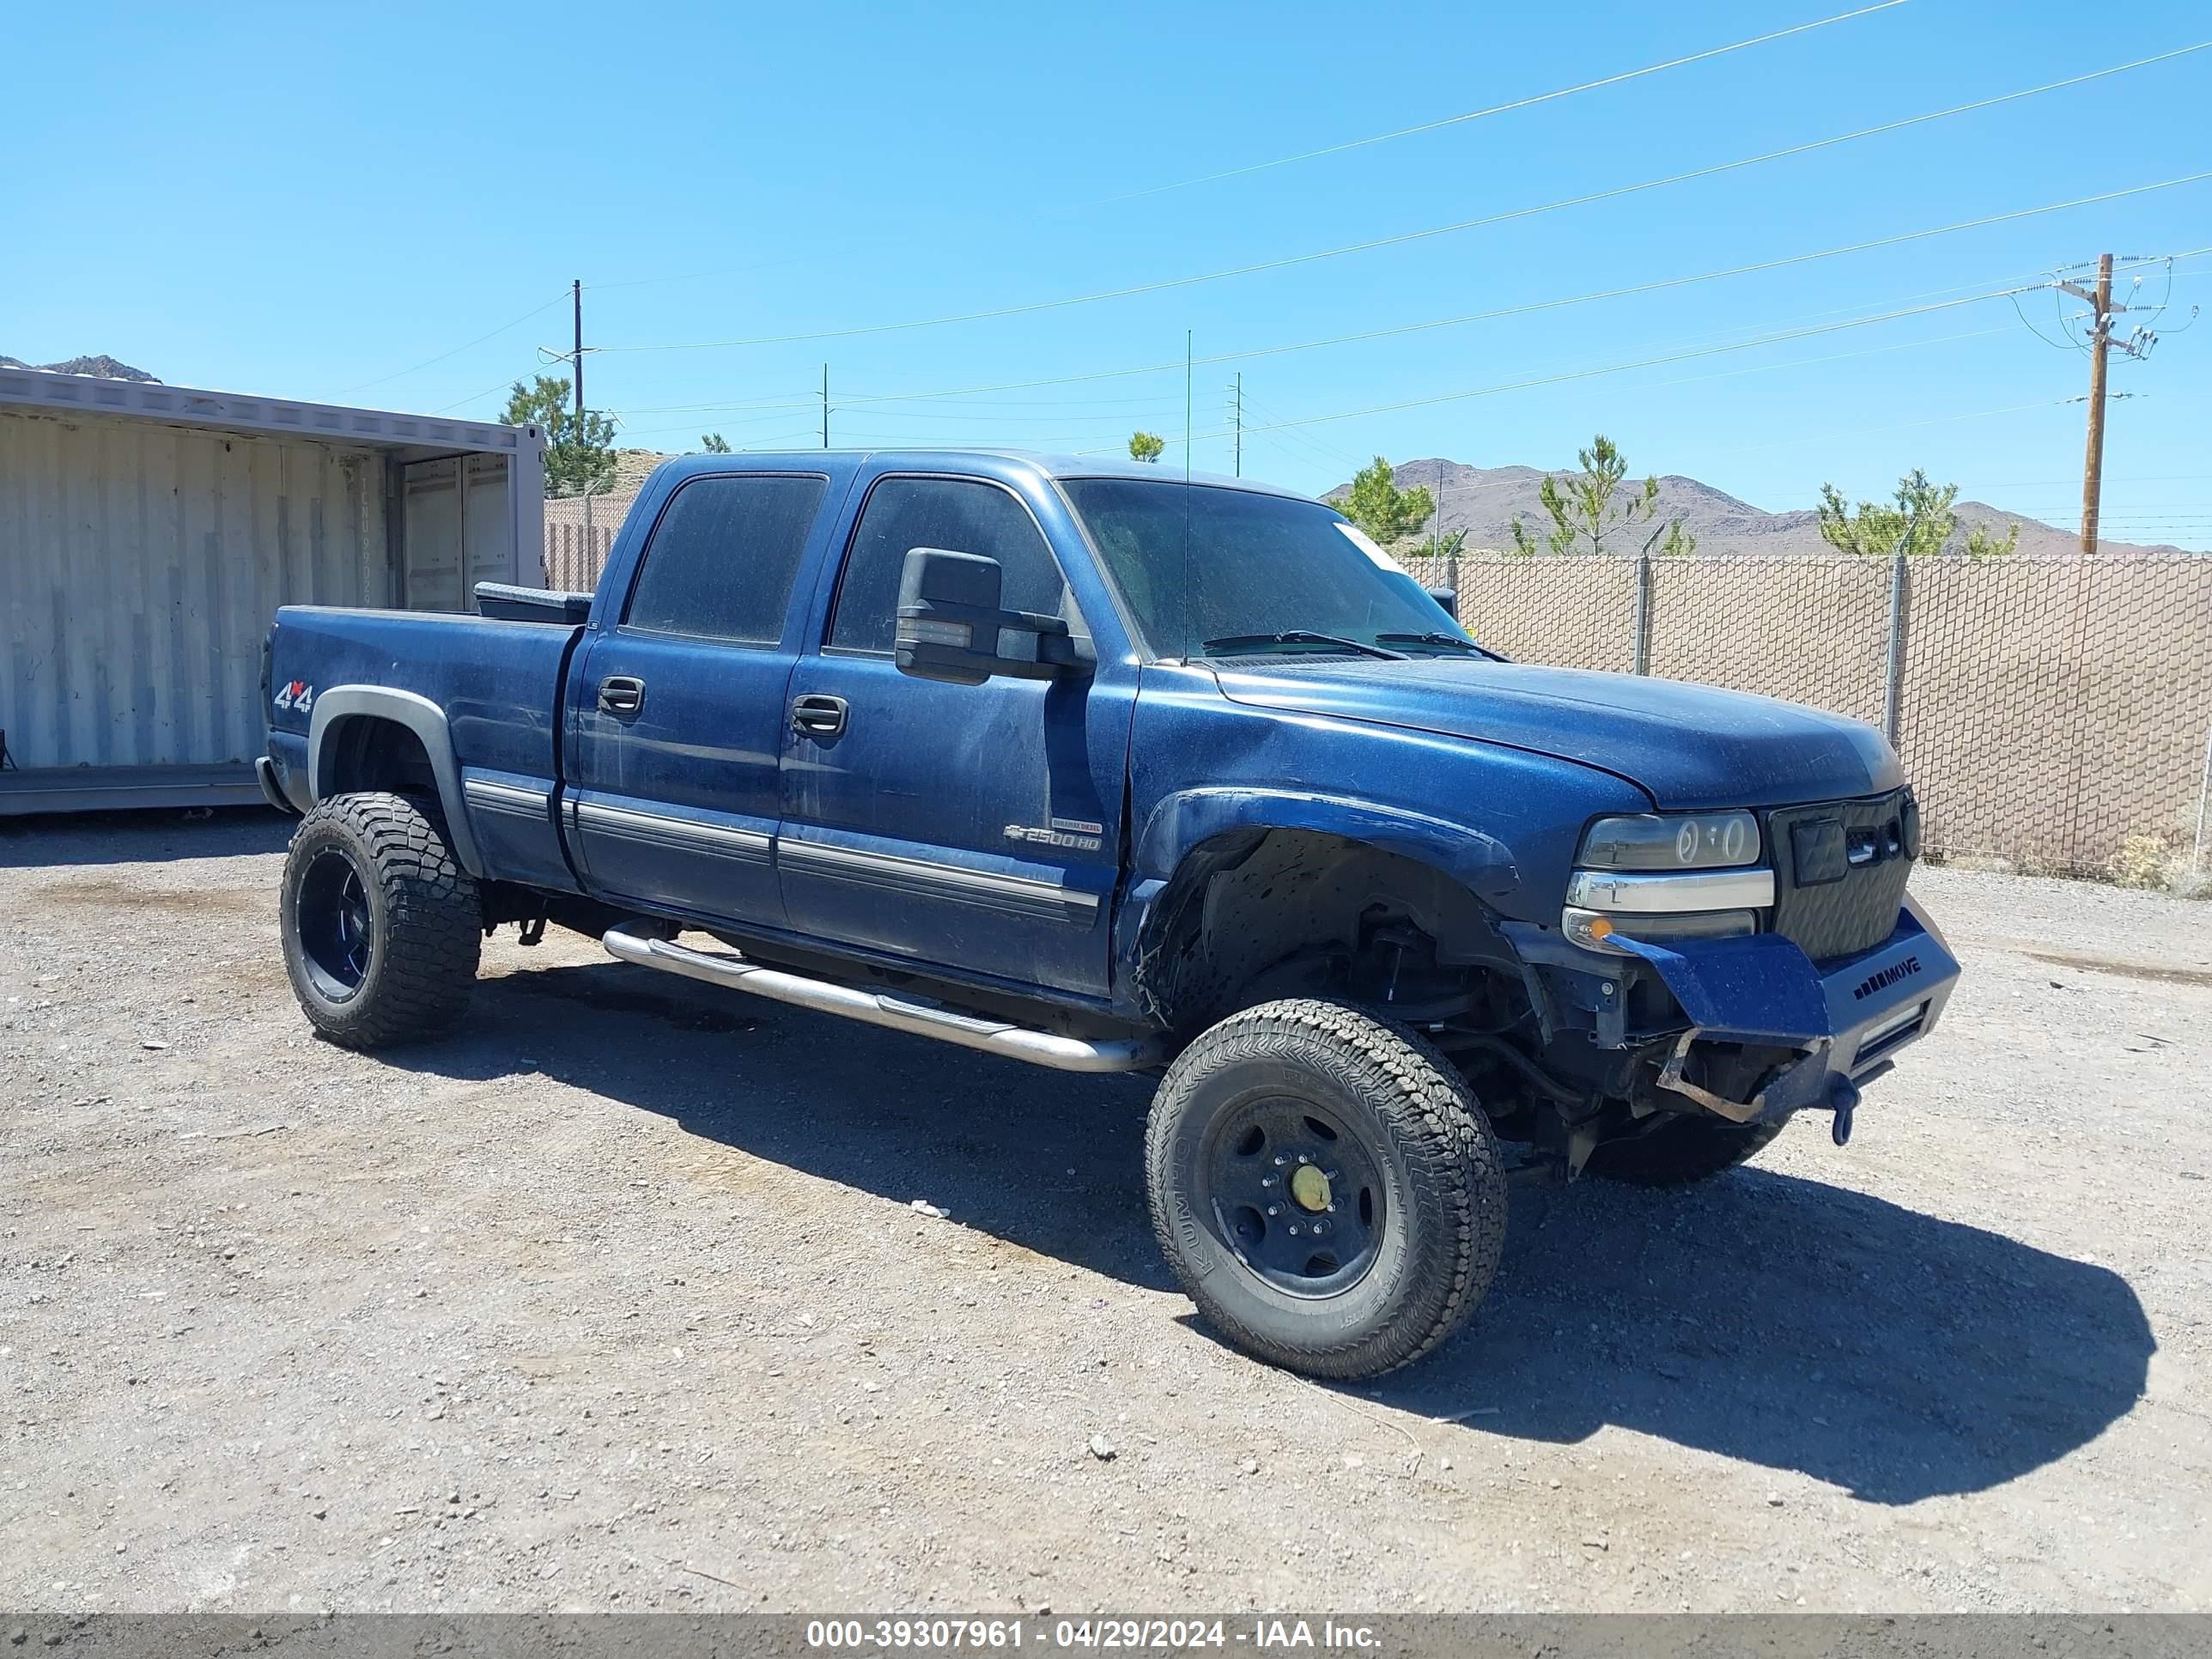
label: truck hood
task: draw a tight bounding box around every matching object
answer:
[1212,657,1902,809]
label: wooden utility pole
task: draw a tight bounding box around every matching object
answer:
[821,364,830,449]
[571,279,585,428]
[2062,252,2116,553]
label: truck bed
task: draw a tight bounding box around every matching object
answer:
[265,605,585,890]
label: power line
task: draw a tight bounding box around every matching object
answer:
[1692,398,2077,463]
[842,387,1190,411]
[638,316,2045,461]
[2044,249,2201,550]
[1231,392,1370,471]
[334,289,572,398]
[595,174,2211,440]
[428,368,541,416]
[1144,176,2212,375]
[1080,289,2049,453]
[1983,473,2212,485]
[581,5,1912,296]
[646,313,2021,459]
[599,44,2209,356]
[624,389,1188,419]
[1093,1,1914,204]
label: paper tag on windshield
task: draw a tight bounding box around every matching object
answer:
[1336,521,1409,575]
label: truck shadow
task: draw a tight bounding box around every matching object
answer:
[416,955,2150,1509]
[1388,1170,2154,1507]
[0,806,288,868]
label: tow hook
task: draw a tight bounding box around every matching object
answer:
[1827,1075,1860,1146]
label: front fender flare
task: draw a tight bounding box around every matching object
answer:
[1133,787,1520,902]
[306,685,484,876]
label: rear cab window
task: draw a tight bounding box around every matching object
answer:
[623,472,830,646]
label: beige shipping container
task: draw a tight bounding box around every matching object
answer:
[0,368,543,813]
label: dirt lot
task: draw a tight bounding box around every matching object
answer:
[2,811,2208,1615]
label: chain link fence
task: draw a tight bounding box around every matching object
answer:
[540,501,2209,880]
[1405,550,2212,880]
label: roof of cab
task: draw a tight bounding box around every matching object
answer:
[648,447,1317,501]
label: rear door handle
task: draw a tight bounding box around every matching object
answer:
[599,676,646,717]
[790,693,848,738]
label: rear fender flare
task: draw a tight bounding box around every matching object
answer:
[306,686,483,876]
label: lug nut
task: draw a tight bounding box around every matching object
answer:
[1267,1205,1281,1216]
[1287,1224,1302,1237]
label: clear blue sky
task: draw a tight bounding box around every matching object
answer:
[6,1,2209,545]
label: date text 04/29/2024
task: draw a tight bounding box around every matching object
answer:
[802,1620,1382,1651]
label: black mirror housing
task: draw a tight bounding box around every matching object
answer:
[895,547,1091,685]
[1425,585,1458,621]
[896,549,1000,685]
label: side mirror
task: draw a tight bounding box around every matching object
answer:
[1425,586,1459,621]
[895,547,1091,685]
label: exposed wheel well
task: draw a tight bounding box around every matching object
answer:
[318,715,441,803]
[1132,828,1520,1038]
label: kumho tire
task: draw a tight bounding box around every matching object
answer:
[279,791,481,1049]
[1145,997,1506,1379]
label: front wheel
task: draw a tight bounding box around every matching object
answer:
[1145,999,1507,1379]
[279,791,481,1048]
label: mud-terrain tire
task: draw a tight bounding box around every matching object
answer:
[1582,1114,1784,1186]
[279,791,480,1049]
[1145,998,1506,1379]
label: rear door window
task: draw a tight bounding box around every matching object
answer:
[827,477,1068,654]
[623,473,828,645]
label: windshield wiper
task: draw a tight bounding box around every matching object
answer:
[1376,631,1503,660]
[1201,630,1408,661]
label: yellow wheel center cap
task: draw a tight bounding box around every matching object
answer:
[1289,1164,1332,1213]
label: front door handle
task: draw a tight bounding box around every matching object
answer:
[599,676,646,717]
[790,693,849,738]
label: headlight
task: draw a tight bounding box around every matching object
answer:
[1578,811,1760,871]
[1565,811,1768,956]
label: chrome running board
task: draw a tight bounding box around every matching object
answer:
[601,922,1158,1074]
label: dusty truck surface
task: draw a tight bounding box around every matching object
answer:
[259,450,1960,1379]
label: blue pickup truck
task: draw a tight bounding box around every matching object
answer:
[260,449,1959,1378]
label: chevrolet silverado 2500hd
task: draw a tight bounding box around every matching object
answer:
[260,450,1959,1378]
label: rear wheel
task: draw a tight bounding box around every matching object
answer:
[1145,998,1506,1379]
[1582,1114,1783,1186]
[280,791,480,1048]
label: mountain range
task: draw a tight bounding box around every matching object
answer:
[1331,459,2187,558]
[0,353,161,383]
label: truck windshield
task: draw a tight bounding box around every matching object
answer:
[1061,478,1475,662]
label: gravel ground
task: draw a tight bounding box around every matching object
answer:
[2,811,2208,1615]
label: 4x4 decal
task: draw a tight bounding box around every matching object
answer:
[273,680,314,714]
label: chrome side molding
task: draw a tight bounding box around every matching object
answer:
[601,922,1158,1074]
